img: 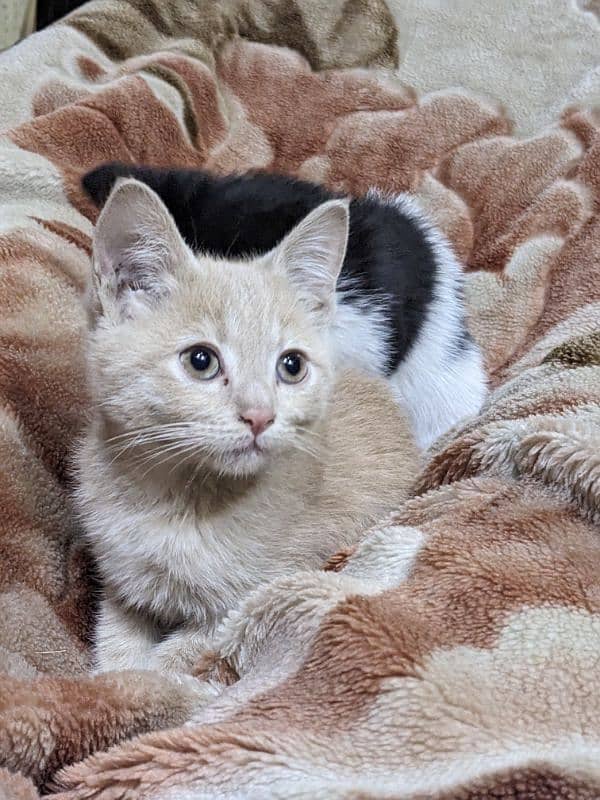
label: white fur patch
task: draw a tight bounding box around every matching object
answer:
[384,192,487,449]
[332,287,391,377]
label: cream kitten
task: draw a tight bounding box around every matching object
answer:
[76,178,418,674]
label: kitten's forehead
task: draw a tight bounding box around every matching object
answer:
[179,254,303,343]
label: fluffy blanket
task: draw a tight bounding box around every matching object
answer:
[1,0,600,797]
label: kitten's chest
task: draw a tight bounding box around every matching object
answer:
[96,487,306,631]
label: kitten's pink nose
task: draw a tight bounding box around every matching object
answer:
[239,408,275,438]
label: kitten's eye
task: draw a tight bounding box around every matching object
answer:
[182,346,221,380]
[277,351,308,384]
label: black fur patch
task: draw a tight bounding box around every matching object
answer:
[83,164,437,374]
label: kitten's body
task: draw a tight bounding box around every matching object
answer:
[83,164,486,448]
[80,371,416,672]
[77,179,418,673]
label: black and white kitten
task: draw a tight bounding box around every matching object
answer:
[82,163,486,448]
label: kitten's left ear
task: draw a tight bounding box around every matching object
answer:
[273,198,349,319]
[92,177,190,319]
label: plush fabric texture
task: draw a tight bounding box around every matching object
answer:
[0,0,36,50]
[0,0,599,797]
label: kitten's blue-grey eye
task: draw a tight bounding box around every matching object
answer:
[277,351,308,384]
[182,346,220,380]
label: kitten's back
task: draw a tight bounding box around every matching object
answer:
[82,163,486,449]
[82,164,333,257]
[82,163,436,375]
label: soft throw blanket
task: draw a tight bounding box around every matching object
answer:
[1,0,599,797]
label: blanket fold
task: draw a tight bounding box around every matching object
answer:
[0,0,599,797]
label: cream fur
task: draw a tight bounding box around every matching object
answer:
[77,180,418,673]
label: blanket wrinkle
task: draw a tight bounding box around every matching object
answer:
[0,0,599,797]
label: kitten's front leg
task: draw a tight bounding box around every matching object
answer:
[94,596,158,673]
[148,625,211,675]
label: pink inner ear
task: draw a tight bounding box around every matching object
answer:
[93,178,189,296]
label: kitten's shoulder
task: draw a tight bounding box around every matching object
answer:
[323,369,419,502]
[333,367,413,425]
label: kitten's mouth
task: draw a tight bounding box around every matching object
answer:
[230,441,264,459]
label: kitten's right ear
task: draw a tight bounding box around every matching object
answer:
[92,178,189,320]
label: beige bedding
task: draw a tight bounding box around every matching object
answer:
[0,0,36,50]
[0,1,599,797]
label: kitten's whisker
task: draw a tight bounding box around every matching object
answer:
[132,432,233,470]
[107,431,185,465]
[184,456,207,490]
[122,430,236,474]
[105,423,194,445]
[137,442,202,479]
[290,436,320,459]
[106,424,225,467]
[106,433,187,462]
[167,447,202,477]
[295,425,320,440]
[132,438,201,467]
[107,433,148,465]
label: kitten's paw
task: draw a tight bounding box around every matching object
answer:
[165,672,221,705]
[148,629,211,675]
[146,650,195,675]
[92,652,152,674]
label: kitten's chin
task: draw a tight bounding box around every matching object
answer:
[210,445,270,479]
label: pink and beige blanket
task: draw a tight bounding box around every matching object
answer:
[1,0,600,797]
